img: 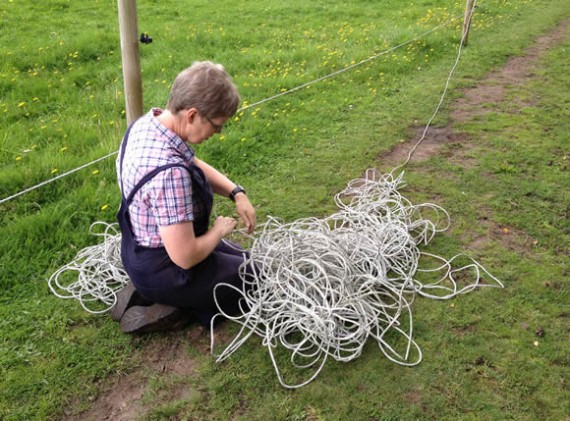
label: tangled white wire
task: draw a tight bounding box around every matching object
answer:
[46,170,503,388]
[47,222,130,314]
[211,169,503,388]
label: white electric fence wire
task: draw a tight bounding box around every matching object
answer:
[0,16,461,206]
[239,19,455,112]
[0,151,117,205]
[391,0,477,174]
[209,169,503,388]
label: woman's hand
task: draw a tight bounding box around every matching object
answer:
[212,216,238,237]
[234,194,256,234]
[191,157,256,233]
[160,217,236,270]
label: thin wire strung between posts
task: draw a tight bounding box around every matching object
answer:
[0,15,462,206]
[211,169,503,389]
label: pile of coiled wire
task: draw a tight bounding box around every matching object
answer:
[211,169,503,388]
[48,222,128,313]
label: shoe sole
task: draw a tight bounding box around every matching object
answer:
[120,304,186,334]
[110,282,137,322]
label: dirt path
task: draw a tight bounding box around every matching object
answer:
[66,19,570,421]
[382,19,569,168]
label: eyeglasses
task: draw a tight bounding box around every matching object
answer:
[202,113,224,133]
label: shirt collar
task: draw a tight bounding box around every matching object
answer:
[149,108,195,161]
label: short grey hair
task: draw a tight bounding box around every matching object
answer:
[167,61,240,118]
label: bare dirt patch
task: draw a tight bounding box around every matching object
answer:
[382,127,473,169]
[63,322,239,421]
[467,217,539,255]
[454,19,570,121]
[63,327,205,421]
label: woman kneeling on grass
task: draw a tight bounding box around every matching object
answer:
[112,61,256,334]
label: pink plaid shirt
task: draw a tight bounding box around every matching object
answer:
[116,108,196,247]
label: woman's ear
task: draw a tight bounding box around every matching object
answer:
[186,107,199,124]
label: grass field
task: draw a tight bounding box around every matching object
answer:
[0,0,569,419]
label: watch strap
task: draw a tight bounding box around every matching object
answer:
[229,185,246,202]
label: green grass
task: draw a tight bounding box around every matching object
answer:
[1,0,569,419]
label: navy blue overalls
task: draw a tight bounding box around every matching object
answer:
[117,123,251,327]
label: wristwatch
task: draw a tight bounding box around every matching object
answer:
[229,185,246,202]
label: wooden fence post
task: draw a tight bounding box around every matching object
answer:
[117,0,143,125]
[462,0,475,47]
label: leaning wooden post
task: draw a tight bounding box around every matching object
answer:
[462,0,475,47]
[117,0,143,125]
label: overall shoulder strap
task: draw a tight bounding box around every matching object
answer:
[125,163,191,205]
[118,121,138,198]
